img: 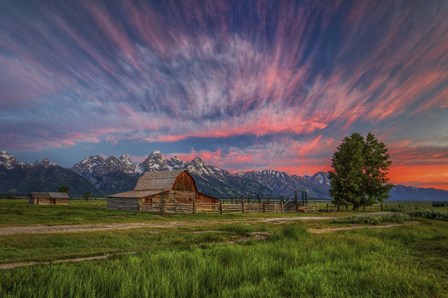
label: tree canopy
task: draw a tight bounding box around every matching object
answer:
[329,132,393,210]
[58,186,69,193]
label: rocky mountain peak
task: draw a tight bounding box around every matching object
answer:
[0,151,25,170]
[304,172,331,186]
[140,151,167,171]
[40,158,58,167]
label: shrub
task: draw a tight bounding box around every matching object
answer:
[332,214,411,225]
[407,211,448,221]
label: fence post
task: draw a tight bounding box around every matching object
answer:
[160,192,165,215]
[242,201,245,213]
[326,203,329,212]
[337,204,340,212]
[363,205,366,211]
[381,203,383,211]
[219,201,223,214]
[294,191,298,212]
[263,202,266,213]
[280,198,284,213]
[193,193,197,214]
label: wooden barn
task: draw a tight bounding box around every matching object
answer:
[28,192,70,205]
[107,170,219,212]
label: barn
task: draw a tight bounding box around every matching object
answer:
[28,192,70,205]
[107,170,219,212]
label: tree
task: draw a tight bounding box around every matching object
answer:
[329,132,393,210]
[83,192,91,201]
[58,186,69,193]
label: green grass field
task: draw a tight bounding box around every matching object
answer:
[0,200,447,297]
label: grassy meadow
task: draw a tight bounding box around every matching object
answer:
[0,199,447,297]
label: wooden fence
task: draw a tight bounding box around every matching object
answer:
[138,199,441,215]
[138,200,303,215]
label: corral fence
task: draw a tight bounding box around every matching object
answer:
[139,200,295,215]
[138,197,446,215]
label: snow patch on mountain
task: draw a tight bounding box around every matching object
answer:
[0,151,25,170]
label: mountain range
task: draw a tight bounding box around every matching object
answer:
[1,150,447,201]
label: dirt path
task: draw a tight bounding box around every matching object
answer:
[0,222,184,236]
[262,216,337,223]
[0,216,337,236]
[308,221,419,234]
[0,212,397,236]
[0,255,113,270]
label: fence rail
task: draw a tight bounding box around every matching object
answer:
[137,199,444,215]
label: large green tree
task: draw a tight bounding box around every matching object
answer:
[329,132,393,210]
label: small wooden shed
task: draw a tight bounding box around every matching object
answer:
[107,170,219,211]
[28,192,70,205]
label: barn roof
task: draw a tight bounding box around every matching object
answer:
[108,190,165,199]
[134,170,186,191]
[29,192,70,199]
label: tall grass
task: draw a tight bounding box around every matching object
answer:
[1,223,446,297]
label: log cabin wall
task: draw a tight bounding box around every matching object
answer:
[37,198,51,205]
[170,190,196,202]
[55,199,69,205]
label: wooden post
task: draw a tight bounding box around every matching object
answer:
[257,194,261,204]
[337,204,340,212]
[219,201,223,214]
[326,203,329,212]
[363,205,366,211]
[193,193,197,214]
[241,201,245,213]
[380,203,383,211]
[160,192,165,215]
[280,198,284,213]
[138,199,142,212]
[294,191,298,212]
[263,202,266,213]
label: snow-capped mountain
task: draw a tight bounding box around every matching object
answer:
[72,155,140,194]
[187,157,227,180]
[238,170,331,199]
[73,155,138,177]
[0,151,96,197]
[1,149,447,201]
[303,172,331,188]
[0,151,25,170]
[68,150,448,200]
[139,150,187,172]
[35,158,58,168]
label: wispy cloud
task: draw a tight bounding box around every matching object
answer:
[0,0,447,188]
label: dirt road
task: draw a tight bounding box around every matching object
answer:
[0,216,339,236]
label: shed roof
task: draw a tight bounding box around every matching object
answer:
[134,170,185,191]
[29,192,70,199]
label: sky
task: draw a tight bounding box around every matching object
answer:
[0,0,447,190]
